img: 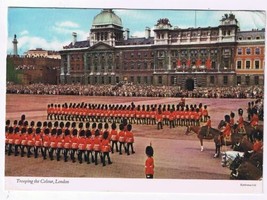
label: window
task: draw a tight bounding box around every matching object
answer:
[130,76,134,83]
[144,63,148,70]
[237,76,241,85]
[254,76,259,85]
[246,48,251,55]
[108,77,111,84]
[211,61,216,69]
[246,60,251,69]
[158,76,162,84]
[245,76,250,85]
[210,76,215,84]
[144,76,148,84]
[137,76,141,84]
[116,77,119,83]
[101,76,105,84]
[237,60,242,69]
[255,60,260,69]
[223,76,228,85]
[237,48,242,55]
[255,47,260,55]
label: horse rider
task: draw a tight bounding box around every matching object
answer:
[237,108,245,134]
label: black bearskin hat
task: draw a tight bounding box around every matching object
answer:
[224,115,230,123]
[146,146,154,157]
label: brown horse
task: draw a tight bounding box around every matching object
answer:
[243,121,263,142]
[185,121,243,158]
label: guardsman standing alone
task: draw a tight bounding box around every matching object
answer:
[145,145,154,179]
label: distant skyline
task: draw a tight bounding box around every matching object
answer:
[7,8,265,55]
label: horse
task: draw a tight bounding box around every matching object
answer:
[185,121,243,158]
[243,121,263,142]
[230,153,262,180]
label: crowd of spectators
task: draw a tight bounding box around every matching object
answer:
[6,82,264,99]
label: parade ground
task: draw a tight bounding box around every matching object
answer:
[5,94,254,180]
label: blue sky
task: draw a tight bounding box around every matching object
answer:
[7,8,265,55]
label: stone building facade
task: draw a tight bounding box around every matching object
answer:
[57,10,264,89]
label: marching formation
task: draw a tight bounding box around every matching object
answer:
[46,101,209,129]
[5,116,135,167]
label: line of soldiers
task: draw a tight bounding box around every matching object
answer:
[5,117,135,166]
[47,102,209,129]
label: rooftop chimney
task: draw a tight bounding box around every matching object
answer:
[124,28,130,40]
[145,27,151,39]
[72,32,77,45]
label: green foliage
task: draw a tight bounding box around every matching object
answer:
[6,57,21,84]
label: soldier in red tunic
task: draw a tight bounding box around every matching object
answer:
[145,145,154,179]
[110,123,119,153]
[125,124,135,155]
[42,128,50,160]
[49,128,57,160]
[77,130,87,164]
[7,127,14,156]
[85,129,94,164]
[63,129,71,162]
[55,128,64,161]
[93,129,102,165]
[101,131,112,166]
[118,123,126,155]
[34,127,42,158]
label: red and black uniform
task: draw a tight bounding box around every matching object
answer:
[42,128,50,160]
[250,113,259,127]
[145,145,154,179]
[93,130,102,165]
[222,123,231,138]
[6,127,14,156]
[101,131,112,166]
[118,124,126,155]
[63,129,72,162]
[156,110,163,130]
[55,129,64,161]
[77,130,87,164]
[109,123,119,153]
[85,130,94,164]
[125,124,135,155]
[253,140,263,152]
[70,129,79,163]
[13,127,21,156]
[145,157,154,179]
[49,128,57,160]
[34,128,42,158]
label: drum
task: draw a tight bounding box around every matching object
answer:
[21,140,27,146]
